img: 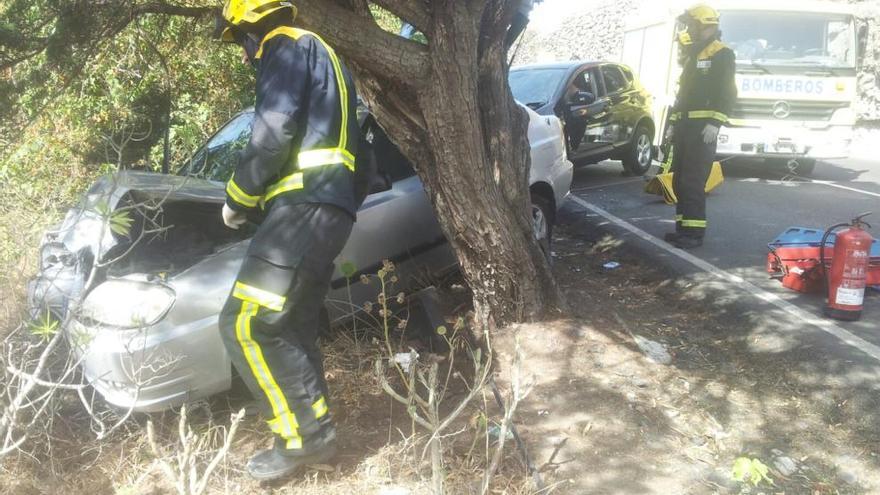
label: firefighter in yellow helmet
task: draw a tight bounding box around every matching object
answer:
[215,0,362,480]
[665,3,737,249]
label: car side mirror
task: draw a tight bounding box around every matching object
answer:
[571,91,595,106]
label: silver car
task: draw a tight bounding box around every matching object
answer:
[28,105,573,412]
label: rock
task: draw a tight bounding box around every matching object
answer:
[707,470,740,491]
[834,454,861,485]
[631,334,673,365]
[690,436,707,447]
[840,470,859,485]
[773,456,798,477]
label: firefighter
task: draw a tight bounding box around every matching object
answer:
[664,4,736,249]
[215,0,359,481]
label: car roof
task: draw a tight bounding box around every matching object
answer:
[511,61,605,72]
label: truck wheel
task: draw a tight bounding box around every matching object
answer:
[531,194,554,263]
[623,125,654,176]
[792,159,816,176]
[769,158,816,177]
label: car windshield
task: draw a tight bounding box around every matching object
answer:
[179,111,254,182]
[721,11,856,69]
[509,68,567,108]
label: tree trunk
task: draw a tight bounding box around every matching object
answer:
[414,5,560,328]
[298,0,564,328]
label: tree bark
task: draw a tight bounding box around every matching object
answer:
[298,0,564,328]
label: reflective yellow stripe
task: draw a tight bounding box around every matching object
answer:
[232,282,286,312]
[226,178,260,208]
[312,396,329,419]
[681,219,707,228]
[268,412,302,449]
[675,215,684,221]
[298,148,355,171]
[263,172,304,203]
[255,27,351,152]
[235,302,297,441]
[687,110,728,123]
[669,112,681,122]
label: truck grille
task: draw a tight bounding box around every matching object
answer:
[731,99,848,122]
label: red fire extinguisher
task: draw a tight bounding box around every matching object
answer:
[821,213,873,321]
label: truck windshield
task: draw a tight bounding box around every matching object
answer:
[720,11,856,69]
[509,68,567,109]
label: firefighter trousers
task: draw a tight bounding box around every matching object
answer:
[219,202,353,456]
[672,118,717,238]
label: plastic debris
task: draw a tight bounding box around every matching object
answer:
[487,425,514,440]
[393,351,418,372]
[603,261,621,270]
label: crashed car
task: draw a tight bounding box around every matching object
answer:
[29,105,573,412]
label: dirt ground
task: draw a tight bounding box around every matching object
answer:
[3,206,880,495]
[492,207,880,494]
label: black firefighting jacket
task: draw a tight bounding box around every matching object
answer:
[225,27,360,218]
[671,38,737,128]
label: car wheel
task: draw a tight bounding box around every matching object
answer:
[531,194,553,263]
[622,125,654,176]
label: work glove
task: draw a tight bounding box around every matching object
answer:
[222,204,247,230]
[702,123,720,144]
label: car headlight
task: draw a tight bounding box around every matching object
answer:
[80,279,175,328]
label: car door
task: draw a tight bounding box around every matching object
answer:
[599,64,636,148]
[561,67,612,161]
[326,121,453,320]
[614,64,649,147]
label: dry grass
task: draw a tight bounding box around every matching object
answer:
[0,309,535,495]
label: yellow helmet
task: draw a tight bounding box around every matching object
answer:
[220,0,297,42]
[676,4,720,45]
[685,4,720,26]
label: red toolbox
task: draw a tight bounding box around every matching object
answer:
[767,227,880,293]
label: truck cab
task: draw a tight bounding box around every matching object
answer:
[621,0,863,175]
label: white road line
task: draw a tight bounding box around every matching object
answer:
[568,194,880,363]
[735,177,880,199]
[571,178,645,192]
[809,180,880,199]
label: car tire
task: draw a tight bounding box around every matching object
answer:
[622,125,654,176]
[531,194,554,263]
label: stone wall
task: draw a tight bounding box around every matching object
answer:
[515,0,880,124]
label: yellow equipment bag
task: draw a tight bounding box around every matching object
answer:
[645,144,724,205]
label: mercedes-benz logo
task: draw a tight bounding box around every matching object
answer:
[772,101,792,119]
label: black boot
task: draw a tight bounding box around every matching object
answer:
[672,235,703,249]
[246,444,337,481]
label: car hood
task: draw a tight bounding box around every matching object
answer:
[53,171,224,261]
[86,171,225,204]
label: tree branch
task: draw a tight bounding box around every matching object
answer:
[370,0,432,37]
[295,0,430,87]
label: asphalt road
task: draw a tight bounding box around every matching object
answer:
[565,154,880,363]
